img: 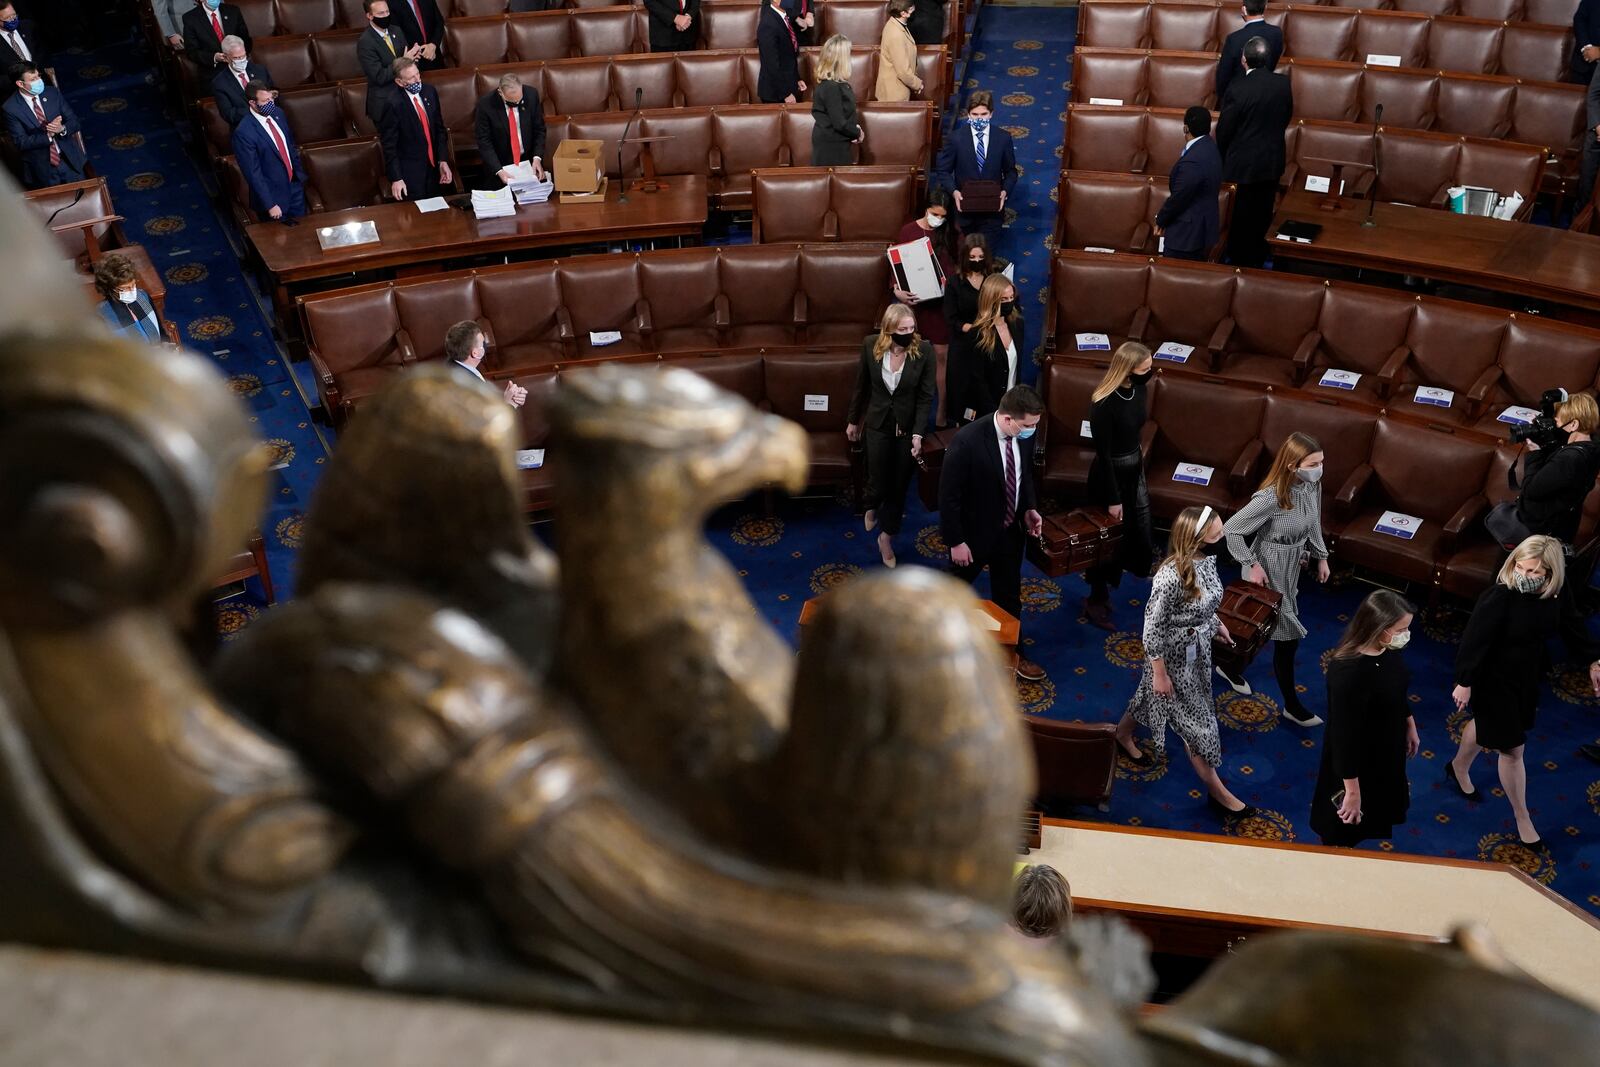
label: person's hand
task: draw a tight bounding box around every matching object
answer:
[391,179,408,200]
[1316,558,1330,583]
[675,12,691,29]
[1584,44,1600,61]
[911,434,922,458]
[892,287,919,305]
[854,125,866,143]
[1108,503,1123,521]
[913,78,923,92]
[845,422,860,443]
[1218,621,1234,647]
[960,322,972,333]
[949,542,973,566]
[439,161,453,185]
[405,43,423,59]
[1405,719,1420,758]
[796,79,807,92]
[952,189,964,210]
[1025,509,1043,537]
[268,205,283,219]
[783,93,797,104]
[1337,787,1362,825]
[1452,684,1471,711]
[998,190,1007,209]
[421,42,438,60]
[503,382,526,407]
[46,117,64,134]
[1525,438,1540,451]
[1246,562,1267,586]
[531,157,545,180]
[1153,223,1164,237]
[1590,659,1600,697]
[212,51,226,63]
[498,167,515,184]
[1152,663,1173,696]
[167,33,184,48]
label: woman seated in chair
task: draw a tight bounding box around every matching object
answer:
[94,253,169,346]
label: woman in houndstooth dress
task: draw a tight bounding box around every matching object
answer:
[1219,432,1331,727]
[1114,505,1256,820]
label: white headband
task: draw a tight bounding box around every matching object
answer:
[1196,505,1214,531]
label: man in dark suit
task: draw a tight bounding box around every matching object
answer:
[475,73,547,185]
[388,0,443,70]
[644,0,701,52]
[1154,106,1223,261]
[231,81,307,222]
[1215,0,1280,106]
[211,34,272,127]
[0,4,49,101]
[182,0,251,73]
[756,0,804,103]
[1572,0,1599,83]
[939,384,1046,683]
[446,321,526,406]
[358,0,420,123]
[4,62,85,187]
[377,56,452,200]
[1216,37,1292,270]
[932,89,1019,248]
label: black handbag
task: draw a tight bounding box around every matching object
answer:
[1484,500,1531,551]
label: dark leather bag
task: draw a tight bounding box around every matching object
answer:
[1213,581,1283,677]
[1025,507,1124,577]
[913,427,958,510]
[958,178,1004,213]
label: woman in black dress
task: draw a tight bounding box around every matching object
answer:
[1448,535,1597,851]
[1311,590,1419,848]
[957,273,1022,422]
[846,303,935,568]
[1083,342,1156,631]
[809,34,861,167]
[941,233,1006,426]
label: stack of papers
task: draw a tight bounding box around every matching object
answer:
[504,162,554,205]
[471,187,516,220]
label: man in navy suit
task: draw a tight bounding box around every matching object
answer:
[755,0,804,103]
[932,89,1018,248]
[376,56,452,200]
[182,0,252,73]
[231,81,307,221]
[3,62,85,188]
[1217,37,1292,269]
[211,35,273,127]
[1154,106,1222,261]
[1215,0,1281,106]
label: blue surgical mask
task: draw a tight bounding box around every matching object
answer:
[26,78,43,95]
[969,117,990,131]
[1,17,19,30]
[205,0,222,9]
[1017,426,1036,440]
[404,81,422,95]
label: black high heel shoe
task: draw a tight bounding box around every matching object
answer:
[1518,835,1548,854]
[1207,795,1256,820]
[1443,760,1484,803]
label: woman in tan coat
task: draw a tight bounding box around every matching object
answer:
[874,0,923,102]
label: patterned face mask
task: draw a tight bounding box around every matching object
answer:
[1512,572,1546,594]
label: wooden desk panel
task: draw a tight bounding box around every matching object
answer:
[1269,190,1600,315]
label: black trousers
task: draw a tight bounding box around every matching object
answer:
[863,427,916,535]
[1162,245,1206,262]
[1226,180,1279,269]
[951,523,1024,627]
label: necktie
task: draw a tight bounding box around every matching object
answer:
[1002,435,1016,529]
[408,0,427,41]
[30,95,58,167]
[412,94,435,166]
[382,30,395,55]
[6,30,29,61]
[783,12,796,51]
[265,116,293,180]
[975,128,986,171]
[236,70,248,89]
[507,105,521,164]
[210,11,224,41]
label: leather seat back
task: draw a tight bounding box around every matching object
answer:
[1027,718,1118,809]
[701,3,761,49]
[801,244,892,344]
[612,53,677,109]
[1259,393,1376,507]
[1434,74,1514,139]
[720,244,803,342]
[1064,105,1146,172]
[1453,136,1542,208]
[856,103,931,168]
[395,275,481,363]
[235,0,279,38]
[1427,17,1501,73]
[559,256,648,354]
[302,137,386,211]
[669,353,767,406]
[1283,8,1358,61]
[1146,50,1217,109]
[543,56,615,113]
[1508,81,1585,159]
[1392,0,1458,13]
[1079,1,1151,48]
[279,84,353,144]
[638,247,723,343]
[566,111,638,177]
[1049,252,1149,347]
[1403,302,1505,394]
[1493,320,1600,408]
[571,7,643,57]
[447,16,512,65]
[426,68,483,140]
[1230,270,1326,361]
[508,11,574,61]
[477,265,567,370]
[820,1,894,45]
[254,35,319,88]
[762,350,859,435]
[304,285,404,374]
[309,29,364,82]
[1316,286,1416,374]
[1289,121,1374,190]
[1366,419,1492,523]
[1353,9,1431,66]
[1456,0,1522,17]
[1289,62,1363,123]
[1360,65,1438,127]
[277,0,340,34]
[1147,375,1267,469]
[340,82,375,136]
[1498,22,1571,81]
[640,111,715,176]
[780,107,818,168]
[1073,49,1146,106]
[712,106,789,177]
[1142,106,1188,173]
[1374,129,1458,206]
[1146,262,1236,349]
[1038,360,1107,488]
[1149,4,1218,51]
[674,50,749,106]
[1522,0,1572,23]
[196,98,233,158]
[1059,173,1152,253]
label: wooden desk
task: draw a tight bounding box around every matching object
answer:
[1269,189,1600,317]
[246,175,709,337]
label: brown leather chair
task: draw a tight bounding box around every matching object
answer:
[446,15,513,65]
[508,10,574,61]
[762,349,860,489]
[504,368,560,513]
[394,275,482,365]
[1079,0,1152,49]
[279,83,356,144]
[1149,3,1219,51]
[721,243,805,347]
[675,50,749,105]
[1307,285,1417,405]
[1509,80,1586,199]
[301,137,388,212]
[1497,21,1572,81]
[1036,359,1113,498]
[278,0,342,34]
[819,1,895,45]
[1437,444,1518,598]
[338,82,376,136]
[752,168,832,241]
[1045,251,1150,362]
[1360,64,1440,127]
[1284,120,1376,194]
[1212,268,1327,387]
[1352,9,1432,65]
[639,247,725,350]
[1427,15,1503,72]
[559,257,653,359]
[1434,74,1516,138]
[478,265,573,371]
[800,243,893,346]
[1056,172,1157,253]
[1072,49,1148,106]
[1141,106,1188,174]
[1063,105,1147,173]
[1383,302,1507,422]
[213,531,276,605]
[1145,50,1218,109]
[1373,128,1461,206]
[1454,137,1543,215]
[303,284,412,420]
[855,102,932,169]
[309,29,365,82]
[1393,0,1459,14]
[1258,392,1378,532]
[566,111,639,177]
[571,7,644,56]
[1138,260,1237,368]
[234,0,280,38]
[1456,0,1523,17]
[700,2,761,49]
[1145,375,1267,516]
[253,35,320,88]
[639,110,716,179]
[543,56,616,113]
[333,0,366,23]
[830,166,915,240]
[1288,62,1365,123]
[1027,718,1119,813]
[1472,319,1600,436]
[711,106,789,209]
[196,98,235,158]
[1522,0,1575,23]
[668,351,768,408]
[779,106,819,168]
[1283,7,1359,61]
[612,52,677,108]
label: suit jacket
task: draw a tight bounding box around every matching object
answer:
[211,61,273,126]
[1216,67,1292,185]
[98,294,166,346]
[474,88,547,174]
[358,24,412,118]
[1155,135,1222,254]
[0,18,48,98]
[152,0,190,38]
[874,18,921,102]
[756,4,800,103]
[938,413,1038,561]
[964,315,1025,420]
[1573,0,1600,82]
[182,3,252,70]
[933,119,1019,200]
[376,83,450,189]
[388,0,445,68]
[779,0,816,46]
[232,111,307,217]
[643,0,700,51]
[1215,20,1282,104]
[3,87,86,187]
[847,335,935,434]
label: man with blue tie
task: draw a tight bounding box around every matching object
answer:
[932,89,1017,248]
[3,62,85,188]
[1154,107,1223,262]
[231,81,308,222]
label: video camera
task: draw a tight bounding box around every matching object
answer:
[1509,388,1570,450]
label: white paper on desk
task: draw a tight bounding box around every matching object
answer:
[508,164,554,205]
[515,449,546,470]
[589,330,623,346]
[1304,175,1345,195]
[470,187,516,219]
[1366,53,1401,66]
[414,197,449,213]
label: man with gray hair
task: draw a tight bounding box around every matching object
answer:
[211,34,273,127]
[474,73,547,186]
[376,55,452,200]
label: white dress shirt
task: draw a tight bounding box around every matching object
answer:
[4,27,31,61]
[881,350,905,392]
[1003,338,1017,391]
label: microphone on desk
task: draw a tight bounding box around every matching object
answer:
[618,87,644,204]
[1363,103,1382,228]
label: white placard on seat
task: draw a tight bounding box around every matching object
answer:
[1076,332,1111,351]
[1172,463,1214,486]
[1155,341,1194,363]
[804,394,829,412]
[1084,246,1116,253]
[1497,405,1539,425]
[1319,369,1361,390]
[1089,97,1124,106]
[515,449,545,470]
[1080,419,1093,438]
[1413,386,1454,408]
[1366,53,1401,66]
[589,331,622,346]
[1375,510,1422,539]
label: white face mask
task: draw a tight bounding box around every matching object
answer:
[229,57,249,72]
[1385,629,1410,650]
[117,288,139,304]
[924,213,945,229]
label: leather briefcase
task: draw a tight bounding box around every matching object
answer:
[959,179,1004,214]
[1025,508,1123,577]
[913,427,957,511]
[1212,581,1283,678]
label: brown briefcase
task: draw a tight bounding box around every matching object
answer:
[913,427,958,511]
[1212,581,1283,677]
[959,179,1004,214]
[1025,508,1123,577]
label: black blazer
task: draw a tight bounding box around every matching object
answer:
[181,2,252,70]
[1154,134,1222,254]
[1215,20,1282,104]
[388,0,445,68]
[358,24,411,117]
[643,0,701,51]
[810,79,859,143]
[375,83,450,189]
[939,413,1038,560]
[847,334,936,435]
[474,88,548,174]
[211,61,273,126]
[1216,67,1292,185]
[962,314,1025,421]
[756,4,800,103]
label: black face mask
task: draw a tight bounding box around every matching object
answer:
[371,13,391,27]
[1200,540,1223,556]
[1000,301,1016,316]
[889,331,915,348]
[967,258,987,273]
[1131,368,1154,384]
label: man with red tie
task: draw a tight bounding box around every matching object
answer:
[643,0,700,51]
[474,73,547,187]
[211,35,273,127]
[181,0,251,72]
[3,62,85,187]
[389,0,443,69]
[231,82,307,222]
[376,56,452,201]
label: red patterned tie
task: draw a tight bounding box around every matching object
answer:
[265,116,293,180]
[411,93,435,166]
[784,14,796,51]
[31,95,58,167]
[1003,436,1017,528]
[210,11,224,41]
[408,0,427,41]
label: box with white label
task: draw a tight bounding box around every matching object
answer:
[1172,463,1214,486]
[1375,510,1421,539]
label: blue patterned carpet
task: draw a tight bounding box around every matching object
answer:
[57,13,1600,917]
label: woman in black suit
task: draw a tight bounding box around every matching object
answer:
[956,273,1022,423]
[756,0,804,103]
[810,34,861,166]
[942,234,1006,427]
[847,303,936,568]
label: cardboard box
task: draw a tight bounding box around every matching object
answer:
[559,176,609,204]
[553,139,605,195]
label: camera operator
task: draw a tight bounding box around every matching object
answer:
[1492,392,1600,547]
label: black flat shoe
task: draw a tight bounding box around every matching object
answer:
[1519,836,1548,854]
[1443,761,1484,803]
[1207,796,1256,820]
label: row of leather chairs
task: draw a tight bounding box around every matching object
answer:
[1078,2,1573,83]
[197,47,947,156]
[1052,173,1237,260]
[218,103,933,223]
[1034,358,1600,599]
[1077,0,1577,30]
[1042,249,1600,439]
[298,243,895,424]
[751,166,917,242]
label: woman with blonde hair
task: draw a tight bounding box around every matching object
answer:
[846,302,935,567]
[1448,535,1598,851]
[1115,505,1253,819]
[810,34,863,166]
[952,272,1021,422]
[874,0,923,102]
[1082,342,1156,630]
[1218,431,1331,725]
